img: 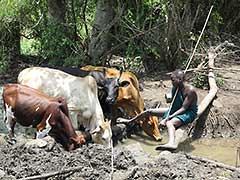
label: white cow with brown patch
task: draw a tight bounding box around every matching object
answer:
[18,67,112,147]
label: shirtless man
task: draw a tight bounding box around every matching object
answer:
[117,69,198,150]
[155,69,198,150]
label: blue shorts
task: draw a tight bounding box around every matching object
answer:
[163,110,197,125]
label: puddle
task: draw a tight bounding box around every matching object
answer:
[178,138,240,166]
[118,131,240,166]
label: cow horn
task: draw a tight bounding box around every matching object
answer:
[117,67,123,82]
[103,67,107,77]
[90,126,101,134]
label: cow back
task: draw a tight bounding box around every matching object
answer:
[18,67,103,130]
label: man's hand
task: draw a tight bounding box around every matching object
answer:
[159,119,167,126]
[159,117,171,126]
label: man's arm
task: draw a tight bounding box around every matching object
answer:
[147,108,169,117]
[168,89,196,119]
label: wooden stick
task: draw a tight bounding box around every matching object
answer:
[18,166,91,180]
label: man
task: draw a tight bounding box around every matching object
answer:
[155,69,198,150]
[118,69,198,150]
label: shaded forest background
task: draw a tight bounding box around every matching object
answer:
[0,0,240,76]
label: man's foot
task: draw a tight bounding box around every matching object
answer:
[155,143,177,151]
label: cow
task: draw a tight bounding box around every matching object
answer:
[81,65,161,141]
[2,83,91,151]
[17,67,112,147]
[41,65,122,116]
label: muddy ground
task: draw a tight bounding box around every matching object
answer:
[0,59,240,180]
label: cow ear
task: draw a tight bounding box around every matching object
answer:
[104,118,111,124]
[120,80,130,87]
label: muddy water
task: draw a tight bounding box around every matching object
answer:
[119,132,240,167]
[179,138,240,166]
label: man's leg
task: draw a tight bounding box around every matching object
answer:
[156,117,182,150]
[117,108,168,124]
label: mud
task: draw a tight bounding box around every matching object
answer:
[1,60,240,179]
[0,137,239,180]
[0,136,136,180]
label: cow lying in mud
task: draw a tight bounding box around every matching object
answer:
[2,84,91,151]
[18,67,112,147]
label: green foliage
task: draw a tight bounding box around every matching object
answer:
[63,56,85,67]
[125,56,142,72]
[193,73,208,89]
[21,38,39,55]
[62,43,87,67]
[216,77,224,87]
[36,22,73,65]
[115,0,167,70]
[0,0,32,24]
[124,41,142,71]
[216,76,225,87]
[0,0,239,72]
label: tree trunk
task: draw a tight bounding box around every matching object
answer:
[47,0,66,23]
[88,0,115,65]
[0,21,20,67]
[9,21,20,61]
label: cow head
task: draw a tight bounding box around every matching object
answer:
[91,120,112,147]
[89,69,120,105]
[104,68,123,105]
[47,109,91,151]
[141,116,161,141]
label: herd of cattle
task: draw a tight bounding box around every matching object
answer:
[2,65,161,151]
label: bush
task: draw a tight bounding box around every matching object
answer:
[193,73,208,89]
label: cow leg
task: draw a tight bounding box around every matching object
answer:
[4,103,17,144]
[42,105,78,150]
[7,119,17,144]
[57,97,69,117]
[36,113,52,139]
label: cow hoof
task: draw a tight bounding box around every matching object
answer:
[7,138,17,145]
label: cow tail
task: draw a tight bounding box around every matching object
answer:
[0,86,3,103]
[1,86,7,122]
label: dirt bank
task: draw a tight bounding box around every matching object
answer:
[0,137,239,180]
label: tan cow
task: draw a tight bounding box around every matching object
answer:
[81,65,161,140]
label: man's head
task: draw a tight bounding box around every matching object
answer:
[170,69,185,87]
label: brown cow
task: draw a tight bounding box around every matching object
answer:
[81,65,161,140]
[2,84,91,151]
[18,67,112,147]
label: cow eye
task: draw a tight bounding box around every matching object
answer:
[120,81,130,87]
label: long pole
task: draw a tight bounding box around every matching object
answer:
[166,5,213,118]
